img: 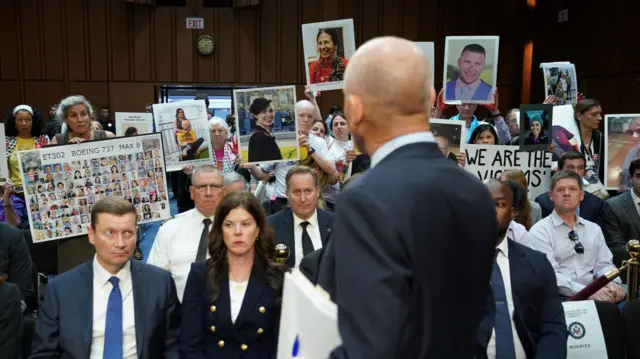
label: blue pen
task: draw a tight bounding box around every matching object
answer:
[292,335,300,357]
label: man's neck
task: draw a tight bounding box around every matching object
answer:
[364,118,429,157]
[495,231,507,247]
[96,256,126,276]
[461,115,474,125]
[198,208,215,218]
[556,209,578,228]
[294,210,315,222]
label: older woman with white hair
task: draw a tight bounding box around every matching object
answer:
[184,117,239,175]
[50,95,114,145]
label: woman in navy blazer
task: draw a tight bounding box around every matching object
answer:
[180,191,289,359]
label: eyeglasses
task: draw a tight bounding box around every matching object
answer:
[568,230,584,254]
[192,183,223,192]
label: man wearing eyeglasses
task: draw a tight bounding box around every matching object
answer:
[526,170,624,302]
[148,165,223,301]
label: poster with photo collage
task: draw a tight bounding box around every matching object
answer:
[17,133,171,243]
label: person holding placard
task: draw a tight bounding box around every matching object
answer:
[308,28,349,85]
[4,105,50,191]
[50,96,115,145]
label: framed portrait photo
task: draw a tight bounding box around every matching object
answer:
[518,104,553,152]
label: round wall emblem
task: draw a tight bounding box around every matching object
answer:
[197,35,216,56]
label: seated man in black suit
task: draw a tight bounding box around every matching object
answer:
[536,151,603,226]
[31,197,181,359]
[267,166,332,269]
[603,158,640,266]
[0,223,34,314]
[478,179,567,359]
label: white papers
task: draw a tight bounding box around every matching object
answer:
[277,270,342,359]
[0,126,8,179]
[562,300,608,359]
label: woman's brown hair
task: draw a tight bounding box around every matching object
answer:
[500,169,532,230]
[206,191,288,303]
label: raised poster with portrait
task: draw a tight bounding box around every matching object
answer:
[430,119,466,163]
[443,36,500,104]
[540,62,578,105]
[518,104,553,152]
[604,114,640,190]
[152,100,213,171]
[233,85,299,165]
[18,133,171,243]
[302,19,357,92]
[115,112,154,137]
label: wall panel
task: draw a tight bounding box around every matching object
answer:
[20,0,43,80]
[132,5,153,82]
[217,7,237,83]
[0,82,22,119]
[41,0,65,80]
[24,81,65,117]
[64,0,87,81]
[87,0,109,81]
[0,2,20,80]
[69,82,110,109]
[110,0,131,81]
[109,83,155,113]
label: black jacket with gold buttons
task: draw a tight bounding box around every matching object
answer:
[179,261,281,359]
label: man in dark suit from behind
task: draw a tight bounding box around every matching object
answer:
[476,179,566,359]
[0,257,23,359]
[267,166,333,269]
[603,158,640,266]
[536,151,604,227]
[31,197,181,359]
[0,223,34,314]
[317,37,498,359]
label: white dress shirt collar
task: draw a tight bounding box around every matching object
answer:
[92,255,132,286]
[630,189,640,206]
[193,207,214,223]
[496,235,509,258]
[550,210,586,228]
[293,209,319,229]
[370,131,435,168]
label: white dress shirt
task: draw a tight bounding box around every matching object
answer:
[526,210,620,297]
[229,279,248,324]
[507,221,529,247]
[630,189,640,218]
[292,210,323,268]
[370,132,436,168]
[487,238,527,359]
[91,258,137,359]
[147,208,213,301]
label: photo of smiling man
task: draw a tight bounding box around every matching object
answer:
[443,36,500,104]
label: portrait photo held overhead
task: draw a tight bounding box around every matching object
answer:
[604,114,640,189]
[540,62,578,105]
[233,85,299,165]
[302,19,357,92]
[443,35,500,104]
[152,99,212,171]
[518,104,553,152]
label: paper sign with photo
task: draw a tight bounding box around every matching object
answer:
[17,133,171,243]
[443,36,500,104]
[540,62,578,105]
[0,126,8,179]
[302,19,357,92]
[604,114,640,189]
[464,144,553,199]
[152,100,213,172]
[518,104,553,152]
[233,85,299,165]
[415,42,435,88]
[430,119,467,163]
[116,112,154,137]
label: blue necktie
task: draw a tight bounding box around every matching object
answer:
[103,276,123,359]
[492,250,516,359]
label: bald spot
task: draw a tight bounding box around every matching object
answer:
[295,100,315,112]
[344,37,430,116]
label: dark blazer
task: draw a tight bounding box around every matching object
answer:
[0,223,34,305]
[476,240,567,359]
[179,261,281,359]
[267,208,333,268]
[318,142,497,359]
[535,190,603,227]
[603,191,640,265]
[299,248,326,284]
[0,281,23,359]
[30,260,181,359]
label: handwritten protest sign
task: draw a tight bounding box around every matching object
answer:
[464,145,553,199]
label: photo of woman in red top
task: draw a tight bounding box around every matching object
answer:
[308,28,349,84]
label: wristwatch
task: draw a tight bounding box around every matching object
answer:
[308,148,316,156]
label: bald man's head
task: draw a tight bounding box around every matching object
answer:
[295,100,316,135]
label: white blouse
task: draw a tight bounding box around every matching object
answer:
[229,279,249,324]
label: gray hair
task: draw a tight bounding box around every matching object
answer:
[56,95,95,123]
[208,116,231,140]
[191,164,222,185]
[295,100,315,113]
[222,171,249,191]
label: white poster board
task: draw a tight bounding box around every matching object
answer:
[540,62,578,105]
[115,112,153,137]
[152,100,213,172]
[430,119,466,162]
[415,42,435,88]
[18,133,171,243]
[0,126,8,179]
[562,301,608,359]
[277,270,342,359]
[464,144,553,199]
[604,114,640,190]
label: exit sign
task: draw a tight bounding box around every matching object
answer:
[186,17,204,29]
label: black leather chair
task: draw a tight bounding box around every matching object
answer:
[594,300,626,359]
[622,301,640,359]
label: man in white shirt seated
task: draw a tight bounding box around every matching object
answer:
[526,170,625,302]
[267,166,333,269]
[148,165,223,301]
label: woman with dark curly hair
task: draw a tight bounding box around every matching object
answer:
[180,191,288,358]
[4,105,50,190]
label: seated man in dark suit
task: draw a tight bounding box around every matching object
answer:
[0,223,34,314]
[603,159,640,266]
[267,166,332,269]
[478,179,567,359]
[536,151,603,226]
[31,197,181,359]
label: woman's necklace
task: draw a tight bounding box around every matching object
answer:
[229,272,250,290]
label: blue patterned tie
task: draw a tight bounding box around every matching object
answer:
[103,276,123,359]
[492,250,516,359]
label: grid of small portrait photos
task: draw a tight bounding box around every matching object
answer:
[19,134,171,243]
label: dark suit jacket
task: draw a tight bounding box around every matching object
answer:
[30,260,181,359]
[476,240,567,359]
[535,190,603,228]
[267,208,333,268]
[299,247,326,285]
[318,142,498,359]
[0,223,34,305]
[179,262,281,359]
[0,282,23,359]
[603,191,640,265]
